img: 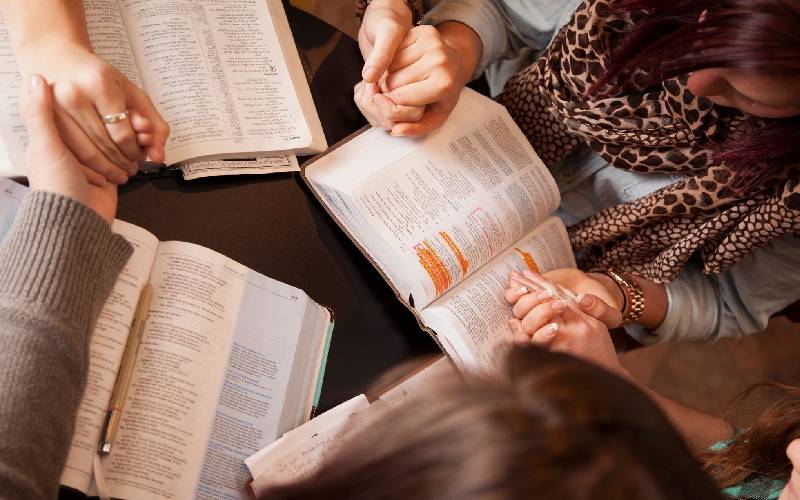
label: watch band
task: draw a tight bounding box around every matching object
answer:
[602,268,645,325]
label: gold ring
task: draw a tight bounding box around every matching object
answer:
[102,110,130,124]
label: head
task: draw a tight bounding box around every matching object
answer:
[262,347,721,500]
[594,0,800,190]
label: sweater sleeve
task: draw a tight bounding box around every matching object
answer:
[0,191,132,500]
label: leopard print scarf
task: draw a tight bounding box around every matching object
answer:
[499,0,800,282]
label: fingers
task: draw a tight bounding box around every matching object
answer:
[520,299,568,338]
[52,80,136,175]
[575,293,623,328]
[82,166,107,187]
[530,322,560,347]
[390,101,453,137]
[387,76,456,107]
[355,81,395,130]
[363,21,406,83]
[124,81,169,162]
[53,110,129,185]
[93,79,142,163]
[372,93,424,123]
[21,75,59,144]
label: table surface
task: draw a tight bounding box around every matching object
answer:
[117,5,439,413]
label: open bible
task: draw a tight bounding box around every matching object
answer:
[304,89,576,371]
[0,178,334,500]
[0,0,325,178]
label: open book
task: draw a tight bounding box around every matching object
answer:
[0,178,334,500]
[245,356,455,495]
[0,0,325,178]
[304,89,576,371]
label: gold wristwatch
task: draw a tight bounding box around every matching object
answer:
[602,268,645,325]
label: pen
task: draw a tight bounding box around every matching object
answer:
[98,284,152,455]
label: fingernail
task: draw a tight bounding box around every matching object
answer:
[552,300,567,312]
[29,74,42,90]
[517,286,531,296]
[542,323,559,337]
[577,293,595,309]
[535,290,554,301]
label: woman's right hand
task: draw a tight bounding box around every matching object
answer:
[16,42,170,185]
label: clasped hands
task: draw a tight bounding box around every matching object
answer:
[18,40,169,186]
[355,0,473,137]
[504,268,630,378]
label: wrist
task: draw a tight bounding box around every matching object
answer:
[15,39,92,73]
[365,0,414,28]
[589,272,625,312]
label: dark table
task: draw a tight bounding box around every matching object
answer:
[60,5,437,499]
[121,6,439,413]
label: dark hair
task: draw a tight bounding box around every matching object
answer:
[701,384,800,487]
[593,0,800,192]
[262,347,722,500]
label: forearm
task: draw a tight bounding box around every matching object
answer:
[613,369,733,450]
[1,0,91,56]
[0,191,131,499]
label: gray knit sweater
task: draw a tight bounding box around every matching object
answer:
[0,191,132,499]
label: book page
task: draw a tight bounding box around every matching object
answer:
[0,1,143,175]
[194,270,315,499]
[99,242,248,500]
[306,89,560,309]
[420,217,576,372]
[0,176,26,233]
[60,221,159,493]
[247,358,455,494]
[118,0,314,165]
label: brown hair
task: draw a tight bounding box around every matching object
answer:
[702,384,800,487]
[261,347,722,500]
[593,0,800,192]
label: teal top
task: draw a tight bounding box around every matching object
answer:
[709,441,787,500]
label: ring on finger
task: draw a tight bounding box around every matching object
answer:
[101,110,130,124]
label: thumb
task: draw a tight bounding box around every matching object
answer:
[21,75,60,142]
[363,23,405,83]
[576,293,623,328]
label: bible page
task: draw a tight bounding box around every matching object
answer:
[60,221,159,493]
[118,0,318,165]
[0,1,143,174]
[100,241,249,500]
[420,217,576,372]
[193,268,317,499]
[306,89,560,309]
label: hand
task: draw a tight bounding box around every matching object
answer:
[354,80,424,132]
[17,42,170,185]
[504,273,626,376]
[506,269,624,328]
[23,75,117,224]
[380,23,468,137]
[358,0,414,84]
[780,440,800,500]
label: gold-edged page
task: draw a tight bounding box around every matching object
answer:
[0,0,142,175]
[118,0,313,164]
[420,217,575,372]
[60,221,159,493]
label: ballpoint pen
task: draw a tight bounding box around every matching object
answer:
[98,284,153,455]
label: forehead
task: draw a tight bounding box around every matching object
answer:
[721,68,800,108]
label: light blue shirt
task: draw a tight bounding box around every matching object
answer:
[425,0,800,343]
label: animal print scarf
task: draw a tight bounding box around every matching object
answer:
[499,0,800,282]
